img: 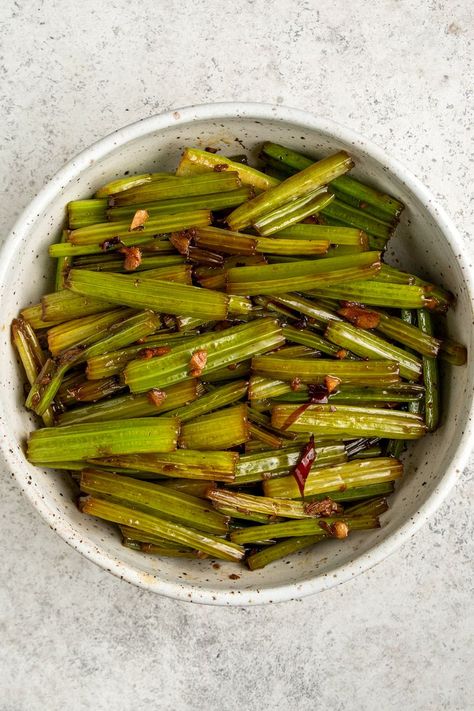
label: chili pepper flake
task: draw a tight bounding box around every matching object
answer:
[291,434,316,496]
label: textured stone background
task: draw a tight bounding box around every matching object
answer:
[1,1,473,709]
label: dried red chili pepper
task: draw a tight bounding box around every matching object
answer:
[291,434,316,497]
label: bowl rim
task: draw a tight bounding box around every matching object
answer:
[1,101,473,606]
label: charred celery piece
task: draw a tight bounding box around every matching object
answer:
[124,318,284,392]
[79,469,229,534]
[56,374,125,406]
[260,143,404,219]
[417,309,440,431]
[246,535,326,570]
[27,310,160,415]
[67,199,108,229]
[176,147,279,191]
[95,172,171,197]
[309,281,434,309]
[263,457,402,498]
[47,308,133,356]
[67,269,230,320]
[231,516,379,544]
[325,321,422,381]
[234,444,347,484]
[226,252,381,296]
[252,190,334,236]
[227,151,354,231]
[11,318,54,426]
[91,450,238,482]
[252,355,401,385]
[27,417,180,463]
[275,224,369,250]
[179,404,249,450]
[190,226,330,256]
[171,380,248,423]
[107,187,253,221]
[271,403,427,439]
[86,333,195,380]
[282,325,347,358]
[79,496,244,562]
[325,321,421,385]
[110,172,242,206]
[56,381,201,426]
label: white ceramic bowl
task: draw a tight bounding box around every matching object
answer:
[1,103,473,605]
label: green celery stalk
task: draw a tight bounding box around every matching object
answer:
[417,309,440,431]
[230,515,379,544]
[95,172,171,197]
[272,223,369,247]
[79,496,244,562]
[85,332,195,380]
[110,172,242,206]
[252,355,401,385]
[107,187,253,221]
[226,252,381,296]
[67,199,108,229]
[47,308,134,356]
[80,469,228,534]
[260,142,404,218]
[176,147,279,191]
[56,380,201,426]
[171,380,248,423]
[263,457,402,498]
[325,321,422,380]
[246,535,326,569]
[67,269,230,320]
[271,403,427,439]
[252,190,334,236]
[234,443,347,484]
[179,404,249,450]
[227,151,354,231]
[124,318,284,393]
[90,450,238,482]
[27,417,180,463]
[308,280,435,309]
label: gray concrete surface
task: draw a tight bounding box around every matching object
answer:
[0,1,473,709]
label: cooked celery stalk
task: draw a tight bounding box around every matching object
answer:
[91,450,238,482]
[271,404,427,439]
[27,417,180,463]
[79,496,244,562]
[179,404,249,450]
[226,252,381,296]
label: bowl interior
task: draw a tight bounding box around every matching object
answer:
[1,107,473,604]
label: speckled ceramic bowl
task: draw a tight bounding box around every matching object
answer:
[1,103,473,605]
